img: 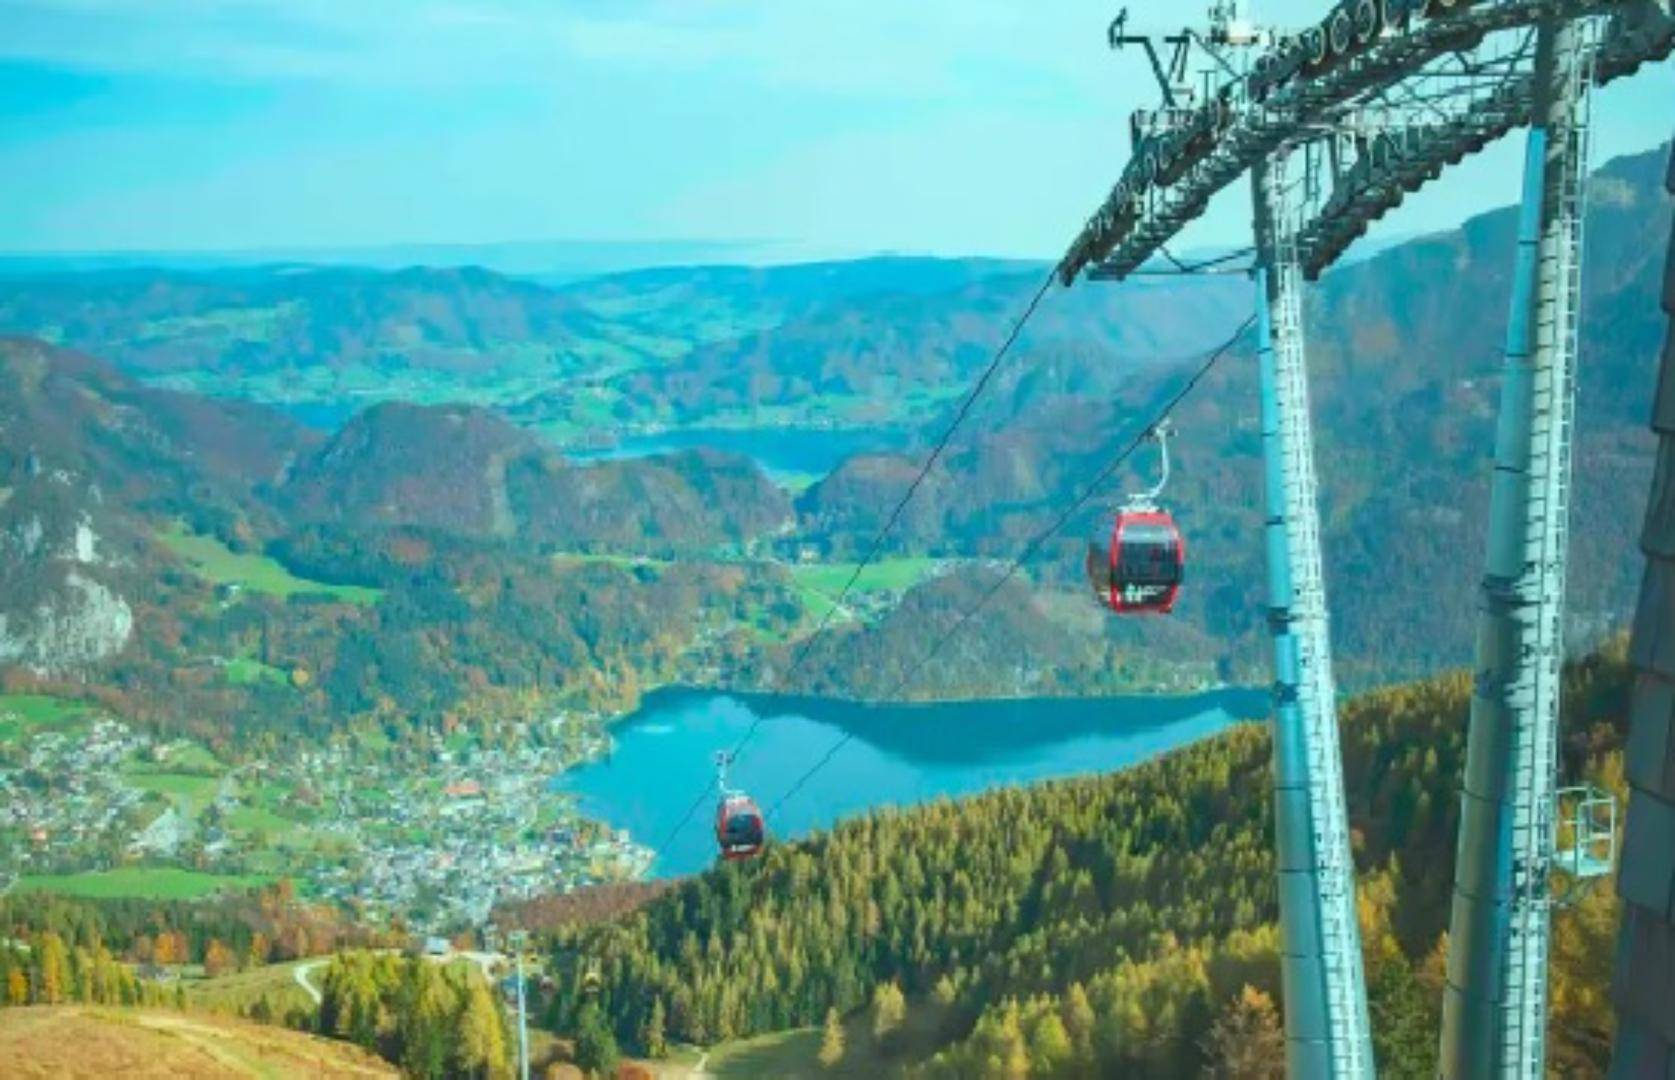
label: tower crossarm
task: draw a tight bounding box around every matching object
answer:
[1058,0,1661,287]
[1294,0,1673,278]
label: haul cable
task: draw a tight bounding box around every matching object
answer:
[767,311,1258,818]
[649,267,1060,860]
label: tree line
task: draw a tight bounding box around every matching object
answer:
[0,880,397,978]
[313,950,513,1079]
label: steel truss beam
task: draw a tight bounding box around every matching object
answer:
[1298,1,1672,277]
[1059,0,1662,285]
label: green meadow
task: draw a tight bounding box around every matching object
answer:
[15,867,269,900]
[158,525,382,604]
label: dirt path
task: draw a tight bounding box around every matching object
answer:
[294,959,326,1005]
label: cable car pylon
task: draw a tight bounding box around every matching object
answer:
[1051,0,1671,1071]
[1253,152,1374,1080]
[1440,16,1597,1077]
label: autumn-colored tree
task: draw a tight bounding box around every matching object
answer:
[33,932,69,1005]
[247,932,271,969]
[152,930,189,966]
[1028,1012,1073,1075]
[455,976,512,1079]
[203,939,237,978]
[1201,986,1285,1080]
[400,961,456,1079]
[1062,981,1096,1059]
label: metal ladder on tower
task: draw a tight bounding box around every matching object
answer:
[1498,15,1597,1076]
[1267,151,1372,1078]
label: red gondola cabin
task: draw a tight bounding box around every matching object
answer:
[715,793,766,860]
[1088,508,1184,614]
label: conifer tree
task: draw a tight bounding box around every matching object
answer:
[455,976,511,1079]
[1028,1012,1072,1075]
[818,1006,845,1068]
[870,981,905,1046]
[640,996,667,1059]
[573,1003,618,1078]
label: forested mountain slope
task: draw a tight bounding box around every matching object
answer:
[796,142,1674,688]
[554,644,1631,1077]
[0,338,805,744]
[284,400,790,549]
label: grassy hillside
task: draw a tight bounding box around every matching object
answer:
[159,525,382,604]
[0,1006,395,1078]
[185,958,321,1018]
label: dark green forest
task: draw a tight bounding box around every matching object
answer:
[546,643,1630,1077]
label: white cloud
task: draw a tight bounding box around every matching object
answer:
[0,0,1115,101]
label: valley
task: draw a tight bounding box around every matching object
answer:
[0,144,1667,921]
[0,129,1668,1076]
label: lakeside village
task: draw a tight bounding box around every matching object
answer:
[0,700,654,930]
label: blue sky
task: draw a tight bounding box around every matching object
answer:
[1,0,1671,260]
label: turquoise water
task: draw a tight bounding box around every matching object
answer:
[559,686,1267,877]
[564,426,900,481]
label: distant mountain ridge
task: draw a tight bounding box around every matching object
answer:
[0,254,1250,440]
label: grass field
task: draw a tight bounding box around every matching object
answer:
[125,771,221,813]
[159,526,382,605]
[788,557,943,620]
[0,1006,395,1077]
[16,868,269,900]
[225,805,308,844]
[0,694,90,741]
[224,657,287,686]
[551,551,672,572]
[705,1027,824,1077]
[696,1000,953,1078]
[166,742,226,772]
[186,960,316,1018]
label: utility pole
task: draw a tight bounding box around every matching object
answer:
[510,929,530,1080]
[1439,16,1593,1078]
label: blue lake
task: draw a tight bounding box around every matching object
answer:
[564,426,901,482]
[558,686,1268,877]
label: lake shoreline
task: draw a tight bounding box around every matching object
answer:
[612,681,1270,723]
[564,686,1267,877]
